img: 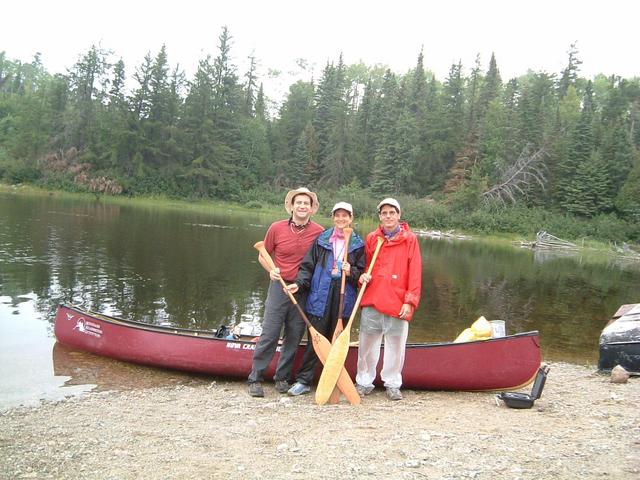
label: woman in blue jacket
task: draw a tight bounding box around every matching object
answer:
[285,202,366,396]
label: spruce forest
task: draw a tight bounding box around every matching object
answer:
[1,28,639,242]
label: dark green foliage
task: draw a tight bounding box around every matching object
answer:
[615,156,640,221]
[0,37,639,243]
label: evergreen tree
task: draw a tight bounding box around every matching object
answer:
[518,72,556,146]
[615,155,640,220]
[396,50,430,195]
[290,123,319,186]
[478,97,508,182]
[557,82,596,215]
[564,150,611,216]
[131,52,154,119]
[272,80,315,185]
[243,53,258,117]
[370,70,399,195]
[313,55,350,188]
[478,52,502,118]
[148,45,170,124]
[108,59,127,109]
[352,76,385,188]
[65,45,110,149]
[558,42,582,98]
[502,79,522,163]
[182,55,215,181]
[436,61,466,186]
[99,59,131,171]
[254,83,266,121]
[465,54,483,135]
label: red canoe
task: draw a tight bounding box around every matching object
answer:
[54,304,541,391]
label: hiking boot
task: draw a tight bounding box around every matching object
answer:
[287,382,311,396]
[356,384,374,398]
[385,387,403,401]
[248,382,264,398]
[274,380,290,393]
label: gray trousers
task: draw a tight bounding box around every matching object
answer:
[248,280,308,384]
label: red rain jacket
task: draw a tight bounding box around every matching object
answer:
[360,223,422,321]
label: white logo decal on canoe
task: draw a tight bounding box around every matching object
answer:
[225,342,281,352]
[73,317,102,338]
[226,342,256,351]
[66,312,74,321]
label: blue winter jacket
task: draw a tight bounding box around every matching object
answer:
[295,228,366,319]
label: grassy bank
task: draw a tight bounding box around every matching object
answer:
[2,183,639,256]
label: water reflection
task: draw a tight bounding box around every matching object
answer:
[52,343,207,391]
[0,193,271,329]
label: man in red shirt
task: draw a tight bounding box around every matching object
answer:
[248,188,324,397]
[356,198,422,400]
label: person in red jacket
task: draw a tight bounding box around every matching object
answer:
[356,198,422,400]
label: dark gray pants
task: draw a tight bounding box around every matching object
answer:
[248,281,307,384]
[295,280,342,385]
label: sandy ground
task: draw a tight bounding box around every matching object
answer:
[0,361,638,480]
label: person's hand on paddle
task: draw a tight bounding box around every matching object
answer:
[286,283,299,294]
[269,267,282,281]
[398,303,413,319]
[341,261,351,276]
[359,272,371,284]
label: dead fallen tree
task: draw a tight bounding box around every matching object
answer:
[482,144,549,205]
[534,231,578,249]
[515,231,578,250]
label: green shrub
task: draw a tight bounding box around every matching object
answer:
[244,200,263,209]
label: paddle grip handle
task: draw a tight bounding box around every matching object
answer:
[337,227,353,311]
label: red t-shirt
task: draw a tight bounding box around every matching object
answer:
[263,220,324,282]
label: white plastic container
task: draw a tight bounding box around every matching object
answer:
[490,320,506,338]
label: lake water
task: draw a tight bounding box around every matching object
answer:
[1,190,639,409]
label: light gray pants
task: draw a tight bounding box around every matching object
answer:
[248,280,307,384]
[356,306,409,389]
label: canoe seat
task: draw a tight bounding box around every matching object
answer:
[496,364,549,409]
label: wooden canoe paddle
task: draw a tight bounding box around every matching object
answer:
[253,241,361,405]
[315,236,384,405]
[331,227,352,342]
[327,226,352,404]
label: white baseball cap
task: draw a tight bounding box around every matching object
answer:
[331,201,353,215]
[377,198,401,214]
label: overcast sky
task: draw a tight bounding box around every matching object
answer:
[3,0,638,101]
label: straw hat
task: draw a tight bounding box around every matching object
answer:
[284,187,319,215]
[377,197,401,214]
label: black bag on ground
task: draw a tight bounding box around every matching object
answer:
[497,364,549,409]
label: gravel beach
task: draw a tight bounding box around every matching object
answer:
[1,361,638,480]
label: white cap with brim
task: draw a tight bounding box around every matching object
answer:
[284,187,319,215]
[377,198,401,214]
[331,201,353,216]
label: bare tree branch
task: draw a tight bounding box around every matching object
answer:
[482,144,549,205]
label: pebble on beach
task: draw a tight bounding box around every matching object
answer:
[610,364,630,383]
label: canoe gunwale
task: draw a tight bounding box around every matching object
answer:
[60,303,540,347]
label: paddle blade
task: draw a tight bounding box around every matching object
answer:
[328,385,341,404]
[315,329,351,405]
[310,329,360,406]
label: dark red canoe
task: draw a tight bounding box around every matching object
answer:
[54,304,541,391]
